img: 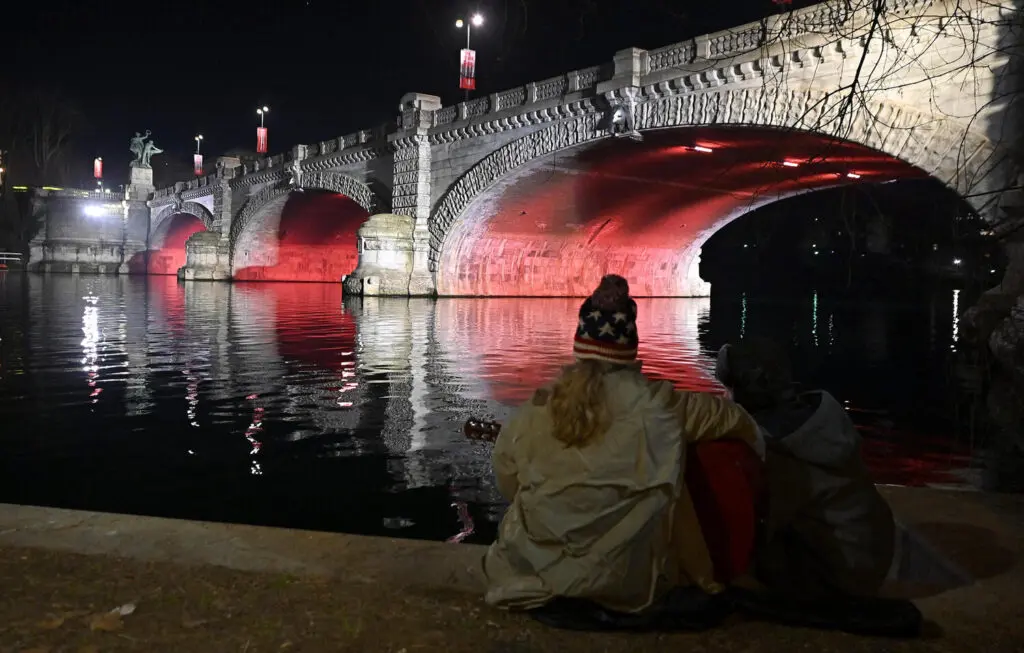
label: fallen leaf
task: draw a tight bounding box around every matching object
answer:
[111,603,136,617]
[36,614,65,630]
[89,612,123,632]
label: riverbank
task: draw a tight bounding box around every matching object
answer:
[0,486,1021,652]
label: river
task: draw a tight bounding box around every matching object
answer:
[0,274,976,544]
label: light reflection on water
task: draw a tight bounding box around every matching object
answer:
[0,275,975,543]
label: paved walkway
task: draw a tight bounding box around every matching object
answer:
[0,486,1021,652]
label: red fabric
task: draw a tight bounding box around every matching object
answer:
[685,440,766,583]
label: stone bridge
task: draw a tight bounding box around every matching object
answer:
[28,0,1024,298]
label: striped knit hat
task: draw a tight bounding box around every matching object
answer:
[573,275,639,364]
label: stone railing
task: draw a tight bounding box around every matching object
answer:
[153,174,216,199]
[430,64,609,128]
[36,188,124,201]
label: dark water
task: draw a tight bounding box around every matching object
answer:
[0,274,976,544]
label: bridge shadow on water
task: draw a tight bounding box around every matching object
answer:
[0,274,983,544]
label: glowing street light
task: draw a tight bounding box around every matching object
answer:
[455,13,484,99]
[953,258,963,266]
[194,134,205,176]
[256,106,270,154]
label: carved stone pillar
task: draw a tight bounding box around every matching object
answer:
[389,93,441,296]
[178,231,231,280]
[176,159,237,280]
[120,165,154,274]
[342,214,417,296]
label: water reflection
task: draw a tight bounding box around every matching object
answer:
[0,275,976,543]
[81,294,101,403]
[952,289,960,352]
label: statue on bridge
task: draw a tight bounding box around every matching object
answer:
[129,130,164,168]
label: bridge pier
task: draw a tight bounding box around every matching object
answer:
[119,165,155,274]
[178,231,231,280]
[345,93,439,297]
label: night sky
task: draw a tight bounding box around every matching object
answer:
[6,0,818,185]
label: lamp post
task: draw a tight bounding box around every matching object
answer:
[455,13,483,101]
[194,134,204,176]
[256,106,270,154]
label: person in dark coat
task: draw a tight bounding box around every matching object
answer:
[714,337,896,598]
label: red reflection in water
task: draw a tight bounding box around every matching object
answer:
[260,284,357,372]
[234,192,369,282]
[858,423,972,487]
[148,214,206,275]
[435,298,720,405]
[438,128,927,296]
[143,279,973,488]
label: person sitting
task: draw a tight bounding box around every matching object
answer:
[714,337,897,599]
[482,274,763,615]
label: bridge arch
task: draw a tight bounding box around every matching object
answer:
[147,201,214,275]
[429,86,1013,296]
[151,201,214,236]
[230,171,381,281]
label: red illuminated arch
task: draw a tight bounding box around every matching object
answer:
[231,181,380,283]
[148,201,213,275]
[429,88,1003,297]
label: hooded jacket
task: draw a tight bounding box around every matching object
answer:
[481,362,759,613]
[753,390,895,598]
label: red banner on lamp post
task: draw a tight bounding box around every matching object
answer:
[194,153,204,176]
[459,48,477,90]
[93,157,103,179]
[256,127,269,154]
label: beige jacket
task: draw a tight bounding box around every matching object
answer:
[482,363,758,613]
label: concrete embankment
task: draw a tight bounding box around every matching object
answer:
[0,486,1021,651]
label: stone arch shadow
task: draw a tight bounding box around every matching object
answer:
[143,201,215,275]
[230,171,384,282]
[428,84,1013,296]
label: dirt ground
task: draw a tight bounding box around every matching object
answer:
[1,545,1021,653]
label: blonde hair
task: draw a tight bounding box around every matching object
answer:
[549,359,610,447]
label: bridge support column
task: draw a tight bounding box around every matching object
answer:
[343,214,417,295]
[176,159,238,281]
[178,231,231,280]
[119,165,154,274]
[347,93,440,297]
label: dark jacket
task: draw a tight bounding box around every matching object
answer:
[752,390,895,598]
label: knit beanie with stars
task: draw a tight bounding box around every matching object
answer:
[573,274,639,364]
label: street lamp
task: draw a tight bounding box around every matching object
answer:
[455,14,483,100]
[193,134,204,176]
[256,106,270,154]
